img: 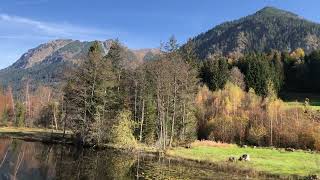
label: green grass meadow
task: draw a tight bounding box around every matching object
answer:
[168,145,320,177]
[281,92,320,110]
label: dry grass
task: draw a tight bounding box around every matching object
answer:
[0,126,73,144]
[191,140,236,148]
[0,126,71,134]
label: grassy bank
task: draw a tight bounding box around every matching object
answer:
[167,141,320,178]
[1,127,319,178]
[0,127,73,144]
[0,127,158,153]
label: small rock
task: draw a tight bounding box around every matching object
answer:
[228,156,237,162]
[253,146,257,149]
[241,145,248,148]
[285,148,295,152]
[239,154,250,161]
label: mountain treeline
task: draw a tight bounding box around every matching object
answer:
[200,47,320,96]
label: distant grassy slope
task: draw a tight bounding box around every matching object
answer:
[167,142,320,177]
[285,101,320,111]
[281,92,320,110]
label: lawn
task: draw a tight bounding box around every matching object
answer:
[167,142,320,177]
[285,101,320,111]
[281,92,320,111]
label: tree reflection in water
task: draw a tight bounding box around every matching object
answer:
[0,138,259,180]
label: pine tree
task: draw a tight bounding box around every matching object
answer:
[64,41,117,145]
[200,57,229,91]
[1,107,8,125]
[15,102,25,127]
[242,54,272,96]
[142,95,157,144]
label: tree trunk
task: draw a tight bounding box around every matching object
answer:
[139,98,145,142]
[53,103,58,130]
[156,89,163,148]
[134,81,138,121]
[169,77,177,147]
[182,101,186,140]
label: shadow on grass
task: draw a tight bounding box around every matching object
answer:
[0,130,73,145]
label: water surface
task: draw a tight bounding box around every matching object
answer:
[0,138,269,179]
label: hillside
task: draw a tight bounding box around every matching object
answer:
[0,39,157,93]
[189,7,320,59]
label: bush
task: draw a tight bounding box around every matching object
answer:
[110,110,137,148]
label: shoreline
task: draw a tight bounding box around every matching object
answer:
[0,127,318,179]
[0,126,160,154]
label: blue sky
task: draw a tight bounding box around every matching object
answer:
[0,0,320,69]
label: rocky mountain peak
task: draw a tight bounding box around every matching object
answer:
[12,39,74,69]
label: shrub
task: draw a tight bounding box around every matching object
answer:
[110,110,137,148]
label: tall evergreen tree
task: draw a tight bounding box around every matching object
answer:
[200,57,229,91]
[306,50,320,91]
[15,102,25,127]
[241,54,272,96]
[63,41,117,145]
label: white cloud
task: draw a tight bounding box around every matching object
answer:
[0,13,124,69]
[0,13,117,40]
[15,0,49,6]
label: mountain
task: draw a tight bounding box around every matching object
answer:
[0,39,157,93]
[189,7,320,59]
[3,7,320,93]
[11,39,113,69]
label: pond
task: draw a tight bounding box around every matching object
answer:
[0,138,268,179]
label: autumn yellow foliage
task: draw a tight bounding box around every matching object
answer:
[196,82,320,150]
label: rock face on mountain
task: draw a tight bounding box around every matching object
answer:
[11,39,113,69]
[0,39,157,92]
[189,7,320,59]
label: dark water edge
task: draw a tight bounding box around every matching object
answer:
[0,138,293,180]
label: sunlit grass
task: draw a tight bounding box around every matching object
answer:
[281,92,320,111]
[285,101,320,111]
[167,143,320,177]
[0,126,73,144]
[0,126,71,134]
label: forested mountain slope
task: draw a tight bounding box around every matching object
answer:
[189,7,320,59]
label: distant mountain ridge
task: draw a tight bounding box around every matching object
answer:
[3,6,320,93]
[11,39,113,69]
[0,39,159,92]
[189,7,320,59]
